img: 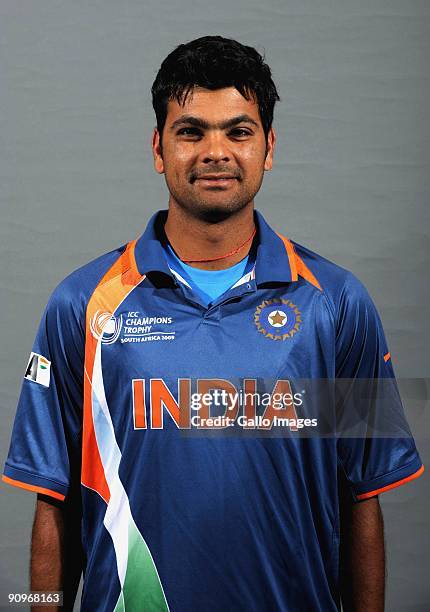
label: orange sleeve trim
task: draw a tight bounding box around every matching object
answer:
[1,475,66,501]
[384,352,391,362]
[356,464,425,500]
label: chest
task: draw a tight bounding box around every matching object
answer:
[90,284,333,432]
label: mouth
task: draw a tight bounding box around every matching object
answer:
[194,175,238,188]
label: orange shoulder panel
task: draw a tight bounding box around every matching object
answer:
[276,232,322,291]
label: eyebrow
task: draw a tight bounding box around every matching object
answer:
[170,114,259,131]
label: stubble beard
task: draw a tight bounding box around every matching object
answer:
[166,176,264,224]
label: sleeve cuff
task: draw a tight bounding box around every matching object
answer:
[2,464,68,501]
[352,455,425,501]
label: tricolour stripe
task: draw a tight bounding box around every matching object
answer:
[83,239,169,610]
[83,240,143,500]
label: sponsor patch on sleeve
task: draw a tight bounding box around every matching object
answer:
[25,352,51,387]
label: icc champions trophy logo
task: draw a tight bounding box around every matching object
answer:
[90,311,123,344]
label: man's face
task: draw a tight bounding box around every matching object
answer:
[152,86,275,221]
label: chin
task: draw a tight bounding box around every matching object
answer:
[193,200,251,223]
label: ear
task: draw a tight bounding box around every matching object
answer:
[264,127,276,171]
[152,127,165,174]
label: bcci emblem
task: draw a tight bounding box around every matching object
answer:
[90,310,123,344]
[254,298,301,340]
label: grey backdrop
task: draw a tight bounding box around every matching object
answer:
[1,1,429,611]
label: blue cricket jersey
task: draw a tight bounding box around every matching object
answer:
[3,208,424,611]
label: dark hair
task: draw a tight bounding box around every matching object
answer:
[151,35,280,147]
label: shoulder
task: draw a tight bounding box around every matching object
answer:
[43,243,129,327]
[290,239,376,316]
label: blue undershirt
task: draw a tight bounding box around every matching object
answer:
[163,241,255,306]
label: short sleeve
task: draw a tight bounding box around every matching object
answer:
[2,281,84,501]
[335,273,424,502]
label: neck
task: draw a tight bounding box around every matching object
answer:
[163,201,256,270]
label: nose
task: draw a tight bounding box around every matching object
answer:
[201,131,231,164]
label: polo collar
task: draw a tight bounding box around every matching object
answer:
[253,209,297,284]
[133,208,297,285]
[134,209,172,279]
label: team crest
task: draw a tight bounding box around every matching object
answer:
[254,299,301,340]
[90,310,123,344]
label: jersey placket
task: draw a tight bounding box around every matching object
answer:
[172,271,257,318]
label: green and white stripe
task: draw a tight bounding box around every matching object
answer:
[92,340,169,611]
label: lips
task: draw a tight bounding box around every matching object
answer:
[197,174,237,180]
[195,176,237,188]
[194,174,239,189]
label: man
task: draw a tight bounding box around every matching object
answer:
[2,36,425,612]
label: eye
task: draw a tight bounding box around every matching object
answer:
[229,128,252,138]
[177,127,202,137]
